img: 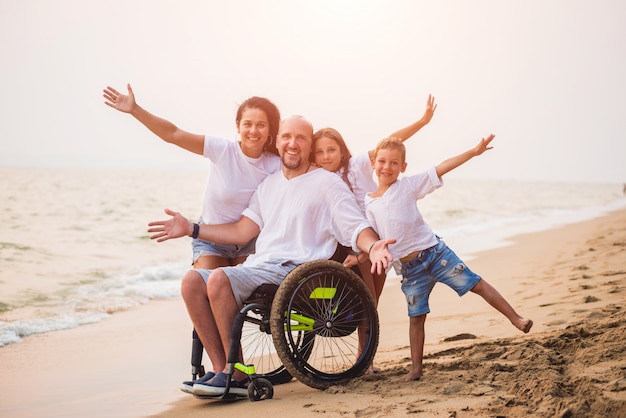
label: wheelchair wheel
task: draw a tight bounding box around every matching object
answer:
[241,303,314,385]
[241,306,290,384]
[247,377,274,401]
[270,260,379,390]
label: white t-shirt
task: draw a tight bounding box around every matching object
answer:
[242,168,371,267]
[337,151,377,214]
[200,135,281,224]
[364,166,443,262]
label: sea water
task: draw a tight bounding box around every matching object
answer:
[1,166,624,347]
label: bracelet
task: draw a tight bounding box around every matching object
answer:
[368,241,377,254]
[191,223,200,239]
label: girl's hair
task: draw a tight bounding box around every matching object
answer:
[373,137,406,163]
[312,127,353,190]
[236,96,281,156]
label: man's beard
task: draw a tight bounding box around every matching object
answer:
[281,154,305,170]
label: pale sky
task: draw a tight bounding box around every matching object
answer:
[1,0,624,183]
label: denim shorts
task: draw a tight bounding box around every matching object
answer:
[194,261,298,306]
[400,238,481,317]
[191,236,257,264]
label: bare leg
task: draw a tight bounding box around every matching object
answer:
[358,259,387,303]
[194,254,247,269]
[180,270,226,372]
[187,253,246,373]
[358,259,385,373]
[230,255,248,266]
[357,261,377,301]
[373,271,386,302]
[205,269,248,381]
[401,314,426,381]
[194,254,227,269]
[470,279,533,333]
[185,254,249,379]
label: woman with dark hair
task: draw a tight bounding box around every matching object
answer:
[104,84,282,392]
[104,84,282,271]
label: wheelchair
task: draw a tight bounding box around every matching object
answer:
[188,257,379,401]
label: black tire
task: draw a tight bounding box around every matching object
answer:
[247,377,274,401]
[270,260,379,390]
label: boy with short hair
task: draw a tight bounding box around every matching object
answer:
[365,136,532,382]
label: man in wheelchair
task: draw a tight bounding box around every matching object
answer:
[148,115,394,397]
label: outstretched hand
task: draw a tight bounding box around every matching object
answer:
[421,94,437,125]
[369,238,396,275]
[147,208,193,243]
[473,134,495,156]
[103,83,136,113]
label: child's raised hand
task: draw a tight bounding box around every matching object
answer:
[474,134,495,156]
[421,94,437,124]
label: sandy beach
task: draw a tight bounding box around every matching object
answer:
[1,208,625,418]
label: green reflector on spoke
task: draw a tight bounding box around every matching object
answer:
[309,287,336,299]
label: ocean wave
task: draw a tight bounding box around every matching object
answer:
[0,262,187,347]
[0,313,108,347]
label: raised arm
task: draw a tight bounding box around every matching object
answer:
[103,84,205,155]
[389,94,437,141]
[368,94,437,159]
[147,208,260,244]
[435,134,495,178]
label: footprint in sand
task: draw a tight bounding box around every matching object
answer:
[608,285,621,294]
[443,333,477,342]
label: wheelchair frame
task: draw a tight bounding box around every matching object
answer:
[189,259,379,401]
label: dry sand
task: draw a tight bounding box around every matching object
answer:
[1,209,625,418]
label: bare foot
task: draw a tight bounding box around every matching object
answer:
[519,318,533,333]
[365,364,381,374]
[522,319,533,333]
[400,370,422,382]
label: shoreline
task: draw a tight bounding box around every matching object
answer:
[1,171,623,349]
[0,208,625,417]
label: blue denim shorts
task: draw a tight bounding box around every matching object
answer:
[400,238,481,317]
[191,236,257,264]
